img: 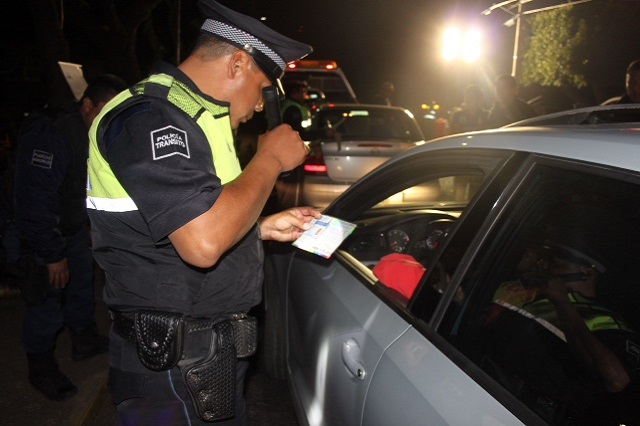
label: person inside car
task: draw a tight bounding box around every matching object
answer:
[478,226,640,423]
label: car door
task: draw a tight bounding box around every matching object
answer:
[286,251,411,426]
[284,148,521,425]
[364,155,640,425]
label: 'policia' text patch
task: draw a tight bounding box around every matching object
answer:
[151,125,190,160]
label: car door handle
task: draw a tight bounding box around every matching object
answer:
[342,338,366,380]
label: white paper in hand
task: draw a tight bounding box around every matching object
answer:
[292,214,357,258]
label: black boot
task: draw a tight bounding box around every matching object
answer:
[69,323,109,361]
[27,351,78,401]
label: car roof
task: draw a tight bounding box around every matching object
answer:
[506,104,640,127]
[394,124,640,173]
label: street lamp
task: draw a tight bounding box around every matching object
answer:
[482,0,593,77]
[442,27,482,63]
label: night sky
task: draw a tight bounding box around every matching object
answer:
[2,0,635,128]
[252,0,514,111]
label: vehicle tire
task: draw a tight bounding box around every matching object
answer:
[261,256,287,380]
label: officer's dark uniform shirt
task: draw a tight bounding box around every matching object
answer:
[88,62,263,318]
[15,107,89,263]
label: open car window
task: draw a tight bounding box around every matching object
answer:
[331,150,514,307]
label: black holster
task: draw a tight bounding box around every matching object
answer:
[112,310,257,422]
[179,320,236,421]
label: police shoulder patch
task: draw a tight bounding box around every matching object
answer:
[150,125,190,160]
[31,150,53,169]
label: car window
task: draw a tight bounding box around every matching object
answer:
[313,108,423,142]
[437,162,640,425]
[332,150,515,306]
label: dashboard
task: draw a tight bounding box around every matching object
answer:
[342,209,460,267]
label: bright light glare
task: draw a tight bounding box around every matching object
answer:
[442,28,461,61]
[462,29,481,62]
[442,27,482,63]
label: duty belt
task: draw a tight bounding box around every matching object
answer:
[111,310,257,422]
[111,310,257,368]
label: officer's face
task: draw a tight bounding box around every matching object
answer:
[228,58,272,130]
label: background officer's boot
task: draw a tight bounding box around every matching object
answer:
[69,323,109,361]
[27,350,78,400]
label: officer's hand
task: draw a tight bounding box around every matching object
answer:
[47,259,70,289]
[259,207,321,242]
[258,124,310,172]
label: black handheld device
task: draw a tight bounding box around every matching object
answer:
[263,86,295,178]
[263,86,282,130]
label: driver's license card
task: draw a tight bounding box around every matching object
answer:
[292,214,357,259]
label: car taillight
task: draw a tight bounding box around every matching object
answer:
[303,145,327,175]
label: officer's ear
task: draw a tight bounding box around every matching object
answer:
[81,97,95,114]
[227,50,251,80]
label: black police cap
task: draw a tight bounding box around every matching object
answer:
[198,0,313,85]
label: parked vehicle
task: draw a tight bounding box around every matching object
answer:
[282,59,358,104]
[263,106,640,426]
[275,103,425,209]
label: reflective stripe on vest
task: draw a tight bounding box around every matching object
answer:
[496,290,633,343]
[87,73,241,212]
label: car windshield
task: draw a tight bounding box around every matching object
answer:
[372,175,484,209]
[316,108,423,142]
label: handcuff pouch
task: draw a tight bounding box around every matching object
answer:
[133,310,184,371]
[230,313,257,358]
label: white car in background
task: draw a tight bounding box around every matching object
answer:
[276,103,425,209]
[262,105,640,426]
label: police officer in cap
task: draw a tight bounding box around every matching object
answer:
[86,1,320,424]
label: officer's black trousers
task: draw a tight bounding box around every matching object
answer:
[108,330,249,426]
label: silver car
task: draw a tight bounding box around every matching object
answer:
[263,105,640,426]
[276,104,425,209]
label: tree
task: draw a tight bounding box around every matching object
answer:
[520,7,587,89]
[517,0,640,104]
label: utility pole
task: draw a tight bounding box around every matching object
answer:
[482,0,593,78]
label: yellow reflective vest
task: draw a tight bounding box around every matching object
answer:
[87,72,241,212]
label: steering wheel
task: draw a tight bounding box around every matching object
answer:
[407,218,457,265]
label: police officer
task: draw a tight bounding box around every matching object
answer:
[86,1,320,424]
[14,74,127,400]
[281,80,311,133]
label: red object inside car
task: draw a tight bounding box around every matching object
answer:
[373,253,426,301]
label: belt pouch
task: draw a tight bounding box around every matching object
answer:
[181,320,236,422]
[231,314,257,358]
[133,310,184,371]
